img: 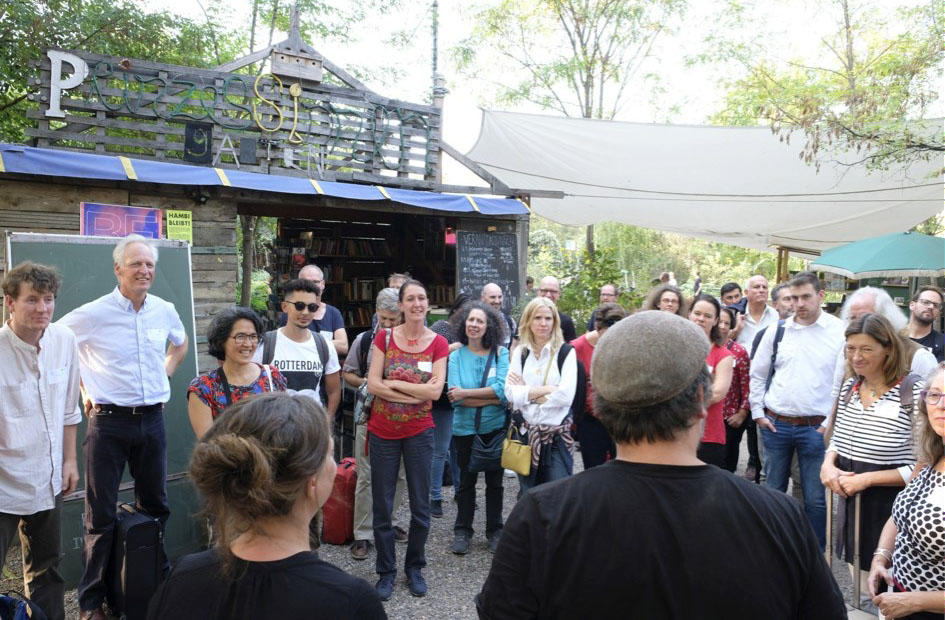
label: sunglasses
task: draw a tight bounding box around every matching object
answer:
[287,301,319,312]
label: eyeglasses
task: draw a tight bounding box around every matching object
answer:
[538,288,559,295]
[916,299,942,310]
[920,390,944,406]
[286,301,319,312]
[231,333,259,344]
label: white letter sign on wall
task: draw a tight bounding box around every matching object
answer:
[45,50,89,119]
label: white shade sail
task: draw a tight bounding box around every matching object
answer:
[466,110,944,253]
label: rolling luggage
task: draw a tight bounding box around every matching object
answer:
[106,503,162,620]
[321,457,357,545]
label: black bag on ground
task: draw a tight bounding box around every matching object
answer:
[106,503,162,620]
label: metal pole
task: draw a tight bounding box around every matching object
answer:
[825,488,833,569]
[853,492,862,609]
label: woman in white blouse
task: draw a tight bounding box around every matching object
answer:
[821,313,923,594]
[505,296,578,497]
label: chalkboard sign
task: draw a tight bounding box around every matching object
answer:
[456,231,519,312]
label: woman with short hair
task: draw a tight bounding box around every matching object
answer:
[147,392,386,619]
[187,307,287,438]
[506,296,578,496]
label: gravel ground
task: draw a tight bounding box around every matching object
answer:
[3,435,869,619]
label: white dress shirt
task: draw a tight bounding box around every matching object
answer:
[0,322,81,514]
[506,342,577,426]
[58,288,186,406]
[749,310,844,420]
[736,304,780,350]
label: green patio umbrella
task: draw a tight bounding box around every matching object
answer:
[810,231,944,279]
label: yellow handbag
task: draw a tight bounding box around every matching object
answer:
[501,424,531,476]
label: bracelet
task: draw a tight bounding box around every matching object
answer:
[872,548,892,562]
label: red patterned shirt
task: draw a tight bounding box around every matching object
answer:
[366,330,449,439]
[187,364,287,419]
[722,340,751,419]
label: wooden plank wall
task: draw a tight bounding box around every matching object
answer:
[0,179,237,373]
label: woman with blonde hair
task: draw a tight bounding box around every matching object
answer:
[868,363,944,619]
[506,296,578,496]
[147,392,385,619]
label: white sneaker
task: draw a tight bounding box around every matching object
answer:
[504,468,517,478]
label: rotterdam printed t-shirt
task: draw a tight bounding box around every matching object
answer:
[253,329,339,404]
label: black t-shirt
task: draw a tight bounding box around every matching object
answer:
[913,329,945,362]
[147,550,386,620]
[477,460,846,620]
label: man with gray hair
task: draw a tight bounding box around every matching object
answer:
[342,288,407,560]
[59,234,189,620]
[831,286,937,399]
[734,275,778,349]
[477,311,845,618]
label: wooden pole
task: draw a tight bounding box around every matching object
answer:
[240,214,257,307]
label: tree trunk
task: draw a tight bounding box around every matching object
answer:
[240,215,257,307]
[585,224,594,255]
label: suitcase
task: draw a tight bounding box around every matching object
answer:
[321,457,357,545]
[106,503,162,620]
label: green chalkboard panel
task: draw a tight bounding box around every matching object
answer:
[5,232,203,586]
[456,231,520,313]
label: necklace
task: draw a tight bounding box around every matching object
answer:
[861,379,887,400]
[403,328,423,347]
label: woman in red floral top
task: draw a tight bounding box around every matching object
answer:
[366,280,448,601]
[187,307,287,437]
[717,306,752,474]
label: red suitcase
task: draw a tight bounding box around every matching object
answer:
[321,457,357,544]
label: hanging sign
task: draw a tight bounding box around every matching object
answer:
[79,202,162,238]
[165,210,193,244]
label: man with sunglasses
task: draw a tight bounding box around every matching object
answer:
[908,286,944,362]
[255,279,341,419]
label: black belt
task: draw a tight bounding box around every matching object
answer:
[95,403,164,415]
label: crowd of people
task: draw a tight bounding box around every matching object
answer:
[1,231,943,619]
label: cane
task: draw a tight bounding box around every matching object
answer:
[825,488,864,610]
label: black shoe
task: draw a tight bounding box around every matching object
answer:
[451,532,470,555]
[487,530,501,553]
[430,499,443,518]
[393,525,408,543]
[375,574,395,601]
[406,568,427,597]
[349,539,371,560]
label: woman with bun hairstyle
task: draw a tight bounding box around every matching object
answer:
[147,392,386,619]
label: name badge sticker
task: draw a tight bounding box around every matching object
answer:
[417,361,433,373]
[871,400,900,420]
[488,367,497,378]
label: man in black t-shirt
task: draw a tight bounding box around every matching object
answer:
[477,311,846,620]
[908,285,944,362]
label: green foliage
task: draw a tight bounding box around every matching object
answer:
[235,268,272,312]
[553,246,630,334]
[708,0,944,170]
[453,0,686,120]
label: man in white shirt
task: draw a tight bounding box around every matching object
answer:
[734,275,779,348]
[750,272,844,550]
[0,262,80,620]
[255,278,341,419]
[59,235,189,620]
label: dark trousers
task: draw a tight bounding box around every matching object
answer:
[0,495,65,620]
[697,442,725,468]
[722,418,762,478]
[78,411,170,612]
[453,431,504,538]
[576,415,615,470]
[369,428,433,577]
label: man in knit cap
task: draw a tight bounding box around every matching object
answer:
[477,310,845,619]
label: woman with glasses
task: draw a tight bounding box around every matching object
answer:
[687,293,733,468]
[822,313,923,600]
[643,284,687,317]
[868,363,944,619]
[187,306,287,438]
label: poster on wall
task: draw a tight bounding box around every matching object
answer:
[166,210,193,244]
[79,202,162,239]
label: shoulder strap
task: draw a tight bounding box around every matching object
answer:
[358,330,373,373]
[556,342,573,372]
[764,320,786,392]
[474,348,498,434]
[215,367,233,407]
[313,331,329,367]
[521,346,529,369]
[262,330,278,365]
[899,373,920,410]
[263,364,274,391]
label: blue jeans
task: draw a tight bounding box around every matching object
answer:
[430,406,455,501]
[760,416,827,549]
[78,410,169,612]
[369,428,434,577]
[517,434,573,498]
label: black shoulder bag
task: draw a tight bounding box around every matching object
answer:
[466,347,505,473]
